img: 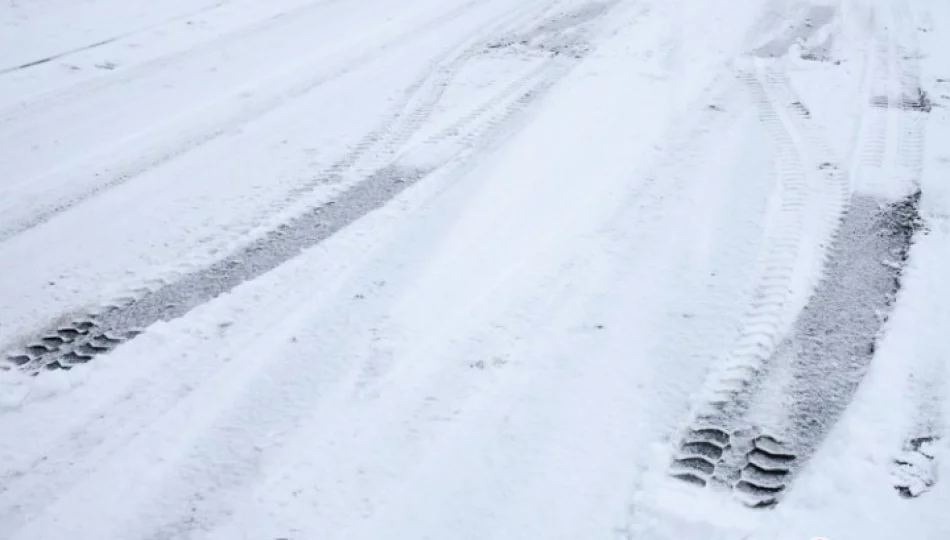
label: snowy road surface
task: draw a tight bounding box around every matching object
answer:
[1,0,949,538]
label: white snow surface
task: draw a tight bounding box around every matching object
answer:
[1,0,949,538]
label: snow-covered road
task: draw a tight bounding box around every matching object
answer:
[1,0,949,538]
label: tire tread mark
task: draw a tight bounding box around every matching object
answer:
[669,59,850,506]
[3,1,619,375]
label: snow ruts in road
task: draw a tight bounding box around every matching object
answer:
[669,0,934,507]
[2,0,623,373]
[745,191,922,505]
[671,150,923,509]
[669,56,850,507]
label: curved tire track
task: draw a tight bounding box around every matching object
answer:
[670,3,931,503]
[669,58,851,507]
[0,3,631,536]
[3,1,624,375]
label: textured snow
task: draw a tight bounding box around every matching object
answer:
[1,0,949,538]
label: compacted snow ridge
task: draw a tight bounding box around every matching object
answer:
[1,0,949,538]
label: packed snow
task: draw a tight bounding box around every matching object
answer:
[1,0,948,538]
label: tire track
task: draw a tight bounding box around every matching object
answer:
[669,38,858,504]
[729,64,854,508]
[0,3,630,535]
[0,55,554,540]
[397,1,621,167]
[0,4,506,367]
[2,1,623,375]
[0,36,122,75]
[762,65,852,296]
[669,62,838,500]
[754,189,922,505]
[669,0,934,508]
[624,53,795,536]
[884,0,941,499]
[859,10,892,168]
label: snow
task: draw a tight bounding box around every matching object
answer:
[1,0,949,538]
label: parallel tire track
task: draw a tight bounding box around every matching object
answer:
[669,0,931,505]
[3,1,623,375]
[736,0,930,504]
[0,3,630,535]
[669,59,851,507]
[767,190,921,503]
[670,65,816,496]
